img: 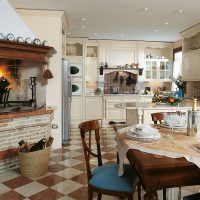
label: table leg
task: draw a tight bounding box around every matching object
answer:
[144,190,158,200]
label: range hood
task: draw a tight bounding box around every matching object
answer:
[0,40,56,63]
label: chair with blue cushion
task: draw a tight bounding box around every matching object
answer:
[79,119,140,200]
[183,193,200,200]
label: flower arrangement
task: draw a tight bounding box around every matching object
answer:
[170,75,186,89]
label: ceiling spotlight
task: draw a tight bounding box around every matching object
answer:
[81,25,86,29]
[178,9,183,13]
[82,18,86,21]
[120,34,124,37]
[144,7,149,11]
[164,22,168,25]
[67,32,71,35]
[154,29,158,32]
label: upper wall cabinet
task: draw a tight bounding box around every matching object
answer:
[143,46,173,81]
[181,24,200,81]
[66,41,83,64]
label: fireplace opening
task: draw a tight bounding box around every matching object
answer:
[0,59,46,111]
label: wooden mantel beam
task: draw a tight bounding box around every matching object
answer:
[0,40,56,63]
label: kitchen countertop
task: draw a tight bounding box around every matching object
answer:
[116,99,200,110]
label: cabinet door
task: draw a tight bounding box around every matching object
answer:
[71,97,82,122]
[192,51,200,80]
[85,57,98,81]
[85,97,103,120]
[183,50,200,81]
[182,52,192,80]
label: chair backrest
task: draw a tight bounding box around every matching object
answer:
[79,120,102,181]
[151,112,164,124]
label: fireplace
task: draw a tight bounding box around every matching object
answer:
[0,39,56,172]
[0,40,56,111]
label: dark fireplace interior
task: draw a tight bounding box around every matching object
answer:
[0,59,46,111]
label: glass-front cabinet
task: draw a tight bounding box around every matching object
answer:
[145,59,172,80]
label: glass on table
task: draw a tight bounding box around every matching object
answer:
[164,113,180,139]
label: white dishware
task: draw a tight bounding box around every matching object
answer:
[128,124,160,141]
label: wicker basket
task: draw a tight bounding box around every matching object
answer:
[18,146,50,178]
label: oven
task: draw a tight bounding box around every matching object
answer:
[72,77,82,96]
[70,63,82,77]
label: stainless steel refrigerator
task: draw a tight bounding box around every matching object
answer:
[62,58,72,145]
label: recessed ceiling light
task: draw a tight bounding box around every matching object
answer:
[120,34,124,37]
[178,9,183,13]
[67,32,71,35]
[81,25,86,29]
[144,7,149,11]
[154,29,158,32]
[82,18,86,21]
[164,22,168,25]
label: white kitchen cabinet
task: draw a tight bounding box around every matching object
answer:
[144,59,172,81]
[181,24,200,81]
[104,97,123,121]
[85,57,98,81]
[85,96,103,120]
[182,50,200,81]
[71,96,83,124]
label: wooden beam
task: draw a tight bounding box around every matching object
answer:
[0,40,56,63]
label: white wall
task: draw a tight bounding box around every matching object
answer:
[17,9,65,149]
[0,0,35,39]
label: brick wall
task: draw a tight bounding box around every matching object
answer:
[0,113,53,172]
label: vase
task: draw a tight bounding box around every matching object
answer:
[176,88,184,97]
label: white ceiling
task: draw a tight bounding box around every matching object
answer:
[8,0,200,42]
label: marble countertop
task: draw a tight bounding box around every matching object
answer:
[116,99,200,110]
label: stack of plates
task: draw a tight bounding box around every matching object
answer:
[127,124,161,140]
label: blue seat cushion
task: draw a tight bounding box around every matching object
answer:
[89,163,138,193]
[183,193,200,200]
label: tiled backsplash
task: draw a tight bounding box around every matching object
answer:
[104,71,138,94]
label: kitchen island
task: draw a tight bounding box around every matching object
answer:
[117,100,199,125]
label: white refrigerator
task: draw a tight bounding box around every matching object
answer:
[62,58,72,145]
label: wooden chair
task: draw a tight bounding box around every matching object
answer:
[183,193,200,200]
[79,119,140,200]
[151,112,185,200]
[151,112,165,124]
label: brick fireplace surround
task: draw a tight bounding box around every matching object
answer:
[0,108,53,172]
[0,39,56,172]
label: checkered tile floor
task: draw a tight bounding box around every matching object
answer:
[0,126,198,200]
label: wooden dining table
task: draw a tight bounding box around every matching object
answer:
[113,125,200,200]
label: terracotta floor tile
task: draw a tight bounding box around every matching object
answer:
[70,173,88,185]
[52,148,69,154]
[48,163,68,173]
[2,176,33,189]
[37,174,66,187]
[72,163,86,171]
[101,153,116,160]
[67,186,88,200]
[0,190,25,200]
[29,188,64,200]
[49,155,68,162]
[73,155,85,161]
